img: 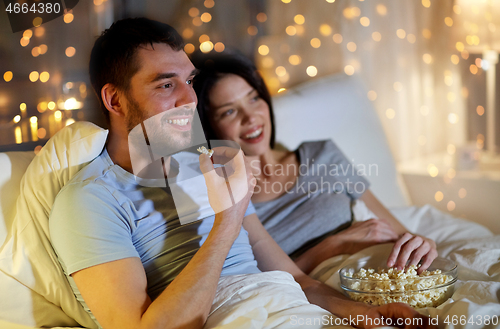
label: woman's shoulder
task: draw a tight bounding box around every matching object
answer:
[297,139,342,161]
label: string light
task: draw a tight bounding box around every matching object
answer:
[385,108,395,119]
[34,27,44,37]
[200,12,212,23]
[15,127,22,144]
[347,42,357,52]
[360,17,370,27]
[367,91,377,101]
[376,4,387,15]
[188,7,199,17]
[48,101,56,110]
[13,115,21,123]
[306,66,318,77]
[423,53,433,64]
[65,47,76,57]
[286,26,297,36]
[204,0,214,8]
[247,26,258,36]
[185,43,195,54]
[427,164,438,177]
[258,45,269,56]
[333,34,343,43]
[344,65,355,75]
[23,30,32,39]
[434,191,443,202]
[33,17,43,27]
[256,13,267,23]
[458,188,467,198]
[29,71,39,82]
[64,12,74,23]
[310,38,321,48]
[294,15,305,25]
[3,71,13,82]
[476,105,484,116]
[319,24,332,36]
[37,127,47,139]
[200,41,214,53]
[40,71,50,83]
[214,42,225,52]
[396,29,406,39]
[20,38,29,47]
[288,55,301,65]
[182,28,194,39]
[199,34,210,43]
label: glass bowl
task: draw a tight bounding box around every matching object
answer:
[339,255,457,308]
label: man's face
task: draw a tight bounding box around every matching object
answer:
[123,43,198,153]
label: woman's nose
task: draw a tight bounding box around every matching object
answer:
[241,108,257,125]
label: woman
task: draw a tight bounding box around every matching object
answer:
[192,52,437,274]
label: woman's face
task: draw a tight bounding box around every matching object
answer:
[208,74,272,156]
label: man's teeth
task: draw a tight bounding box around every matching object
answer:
[167,119,189,126]
[245,127,263,139]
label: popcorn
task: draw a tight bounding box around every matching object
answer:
[344,265,453,308]
[197,146,214,157]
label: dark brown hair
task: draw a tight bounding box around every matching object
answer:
[89,18,184,123]
[191,51,276,148]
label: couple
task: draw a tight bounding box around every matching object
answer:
[49,17,437,329]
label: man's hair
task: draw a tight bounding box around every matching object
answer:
[89,17,184,123]
[191,51,276,148]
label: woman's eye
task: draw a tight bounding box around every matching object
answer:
[250,95,260,102]
[221,109,234,117]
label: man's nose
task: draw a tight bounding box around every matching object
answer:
[175,83,197,108]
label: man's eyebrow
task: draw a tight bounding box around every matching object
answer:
[214,88,256,110]
[150,69,199,83]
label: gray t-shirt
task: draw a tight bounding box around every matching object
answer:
[254,140,370,257]
[50,148,259,327]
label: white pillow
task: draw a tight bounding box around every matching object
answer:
[0,121,107,328]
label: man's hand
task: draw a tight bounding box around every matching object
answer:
[362,303,437,329]
[387,233,438,273]
[199,147,256,227]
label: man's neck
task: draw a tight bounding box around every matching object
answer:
[106,126,134,173]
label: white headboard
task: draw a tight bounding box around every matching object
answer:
[272,73,409,208]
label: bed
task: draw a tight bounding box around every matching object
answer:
[0,73,498,329]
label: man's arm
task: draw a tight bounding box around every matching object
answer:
[243,213,434,328]
[72,210,242,329]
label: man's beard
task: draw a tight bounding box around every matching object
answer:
[125,93,193,154]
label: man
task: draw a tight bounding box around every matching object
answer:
[49,18,432,329]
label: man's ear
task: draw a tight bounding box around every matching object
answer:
[101,83,125,117]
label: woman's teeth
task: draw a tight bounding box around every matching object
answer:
[244,127,263,139]
[167,119,189,126]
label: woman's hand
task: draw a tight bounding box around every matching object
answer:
[334,219,400,254]
[387,233,438,273]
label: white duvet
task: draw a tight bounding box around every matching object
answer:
[1,204,498,329]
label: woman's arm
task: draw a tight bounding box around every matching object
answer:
[360,190,438,273]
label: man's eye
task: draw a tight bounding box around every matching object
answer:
[161,83,172,89]
[186,79,193,85]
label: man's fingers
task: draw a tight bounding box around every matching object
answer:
[387,232,412,267]
[199,153,214,174]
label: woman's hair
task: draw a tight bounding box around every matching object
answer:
[191,51,275,148]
